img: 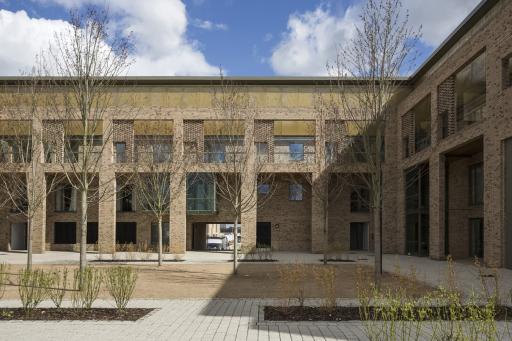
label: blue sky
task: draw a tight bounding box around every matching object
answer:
[0,0,481,76]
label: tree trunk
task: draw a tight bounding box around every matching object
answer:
[233,215,238,275]
[373,203,382,286]
[80,188,88,272]
[26,217,32,270]
[158,215,163,266]
[323,200,329,265]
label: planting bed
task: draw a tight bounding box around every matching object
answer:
[0,308,154,321]
[264,306,512,321]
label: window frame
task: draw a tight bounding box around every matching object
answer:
[288,183,303,201]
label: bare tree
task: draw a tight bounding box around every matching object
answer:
[208,75,275,274]
[39,8,133,271]
[131,131,188,266]
[0,77,62,269]
[290,92,348,265]
[332,0,420,283]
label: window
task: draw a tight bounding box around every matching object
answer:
[503,55,512,89]
[350,187,370,212]
[256,142,268,162]
[54,222,76,244]
[187,173,216,212]
[289,184,303,201]
[469,218,484,258]
[115,142,126,163]
[87,222,98,244]
[455,53,486,129]
[413,96,431,152]
[289,143,304,161]
[64,135,102,163]
[184,142,198,162]
[350,222,369,251]
[258,183,270,194]
[116,184,134,212]
[116,222,137,244]
[325,142,336,163]
[151,222,170,246]
[153,143,171,163]
[55,184,76,212]
[469,163,483,206]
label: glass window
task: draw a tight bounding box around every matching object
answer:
[469,163,483,206]
[350,187,370,212]
[455,53,486,129]
[503,55,512,88]
[115,142,126,163]
[87,222,98,244]
[153,143,171,163]
[54,222,76,244]
[116,184,134,212]
[55,184,76,212]
[289,143,304,161]
[289,184,303,201]
[151,222,170,246]
[413,96,431,152]
[256,142,268,162]
[187,173,216,212]
[258,183,270,194]
[325,142,336,163]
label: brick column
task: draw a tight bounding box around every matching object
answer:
[311,171,326,253]
[31,117,46,253]
[170,118,186,254]
[483,134,503,267]
[241,118,257,248]
[429,153,446,260]
[98,116,116,253]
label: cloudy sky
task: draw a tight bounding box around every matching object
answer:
[0,0,481,76]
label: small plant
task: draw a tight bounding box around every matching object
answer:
[313,265,337,310]
[18,268,50,313]
[48,268,69,308]
[105,266,138,311]
[72,267,102,309]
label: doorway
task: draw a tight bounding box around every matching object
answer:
[350,222,369,251]
[10,223,27,250]
[469,218,484,258]
[256,222,271,247]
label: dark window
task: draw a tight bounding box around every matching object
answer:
[187,173,216,212]
[116,222,137,244]
[55,184,76,212]
[151,222,170,246]
[54,222,76,244]
[258,183,270,194]
[350,222,369,251]
[469,163,484,206]
[455,53,486,129]
[116,184,134,212]
[405,164,429,257]
[65,135,102,163]
[115,142,126,163]
[87,222,98,244]
[440,110,449,139]
[325,142,336,163]
[350,187,370,212]
[289,184,303,201]
[413,96,431,152]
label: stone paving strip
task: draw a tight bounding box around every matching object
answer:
[1,298,512,341]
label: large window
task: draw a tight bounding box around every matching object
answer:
[115,142,126,163]
[469,163,483,206]
[455,53,486,129]
[350,222,369,251]
[116,184,134,212]
[54,222,76,244]
[413,96,431,152]
[204,136,243,163]
[503,55,512,89]
[289,184,303,201]
[405,164,429,257]
[256,142,269,162]
[55,184,77,212]
[187,173,216,212]
[273,137,315,163]
[151,222,170,246]
[64,135,102,163]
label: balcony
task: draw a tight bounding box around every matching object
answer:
[0,138,31,163]
[133,136,172,164]
[203,136,244,164]
[273,137,315,164]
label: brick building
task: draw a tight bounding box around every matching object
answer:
[1,0,511,268]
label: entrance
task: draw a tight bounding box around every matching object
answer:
[10,223,27,250]
[469,218,484,258]
[116,222,137,244]
[350,222,369,251]
[256,222,271,247]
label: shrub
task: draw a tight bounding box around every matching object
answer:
[313,265,337,310]
[104,266,137,310]
[48,268,69,308]
[18,268,50,313]
[72,267,102,309]
[278,263,308,307]
[0,263,9,300]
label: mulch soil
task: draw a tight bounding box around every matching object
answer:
[264,306,512,321]
[0,308,154,321]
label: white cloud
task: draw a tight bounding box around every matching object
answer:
[270,6,359,76]
[192,18,228,31]
[0,0,219,76]
[270,0,482,76]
